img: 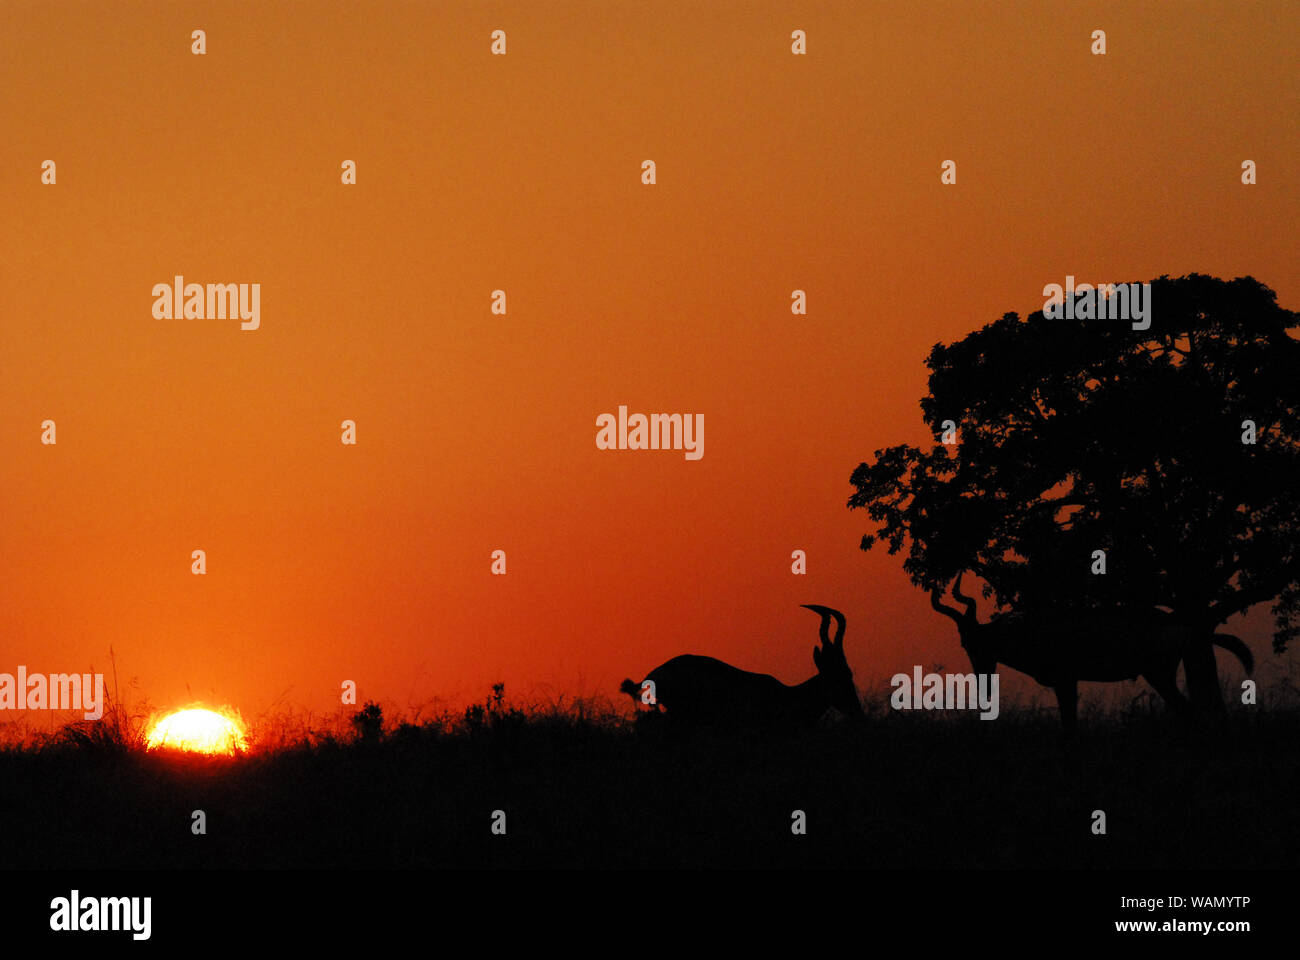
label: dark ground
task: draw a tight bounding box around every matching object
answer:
[2,697,1295,869]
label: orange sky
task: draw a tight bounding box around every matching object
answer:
[2,1,1297,726]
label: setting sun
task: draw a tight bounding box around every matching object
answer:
[145,708,248,755]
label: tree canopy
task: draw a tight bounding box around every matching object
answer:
[849,274,1300,652]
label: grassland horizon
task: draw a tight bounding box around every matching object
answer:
[3,678,1295,870]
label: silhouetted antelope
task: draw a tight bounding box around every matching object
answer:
[620,604,865,730]
[931,573,1253,734]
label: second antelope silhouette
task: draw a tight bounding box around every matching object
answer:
[621,604,865,730]
[931,573,1253,734]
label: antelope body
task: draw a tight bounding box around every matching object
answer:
[932,574,1253,733]
[621,605,864,730]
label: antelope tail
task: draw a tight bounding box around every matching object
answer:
[1211,634,1254,675]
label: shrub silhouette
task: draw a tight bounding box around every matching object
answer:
[350,702,384,745]
[463,683,526,740]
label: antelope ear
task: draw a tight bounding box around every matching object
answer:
[813,646,822,670]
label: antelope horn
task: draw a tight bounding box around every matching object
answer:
[930,585,966,626]
[949,572,978,622]
[801,604,846,647]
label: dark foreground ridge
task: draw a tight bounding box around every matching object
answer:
[2,695,1295,869]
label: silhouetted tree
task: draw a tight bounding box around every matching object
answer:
[850,274,1300,702]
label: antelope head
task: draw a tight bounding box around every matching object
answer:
[802,604,865,719]
[930,572,998,676]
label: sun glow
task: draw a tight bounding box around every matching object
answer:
[145,707,247,755]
